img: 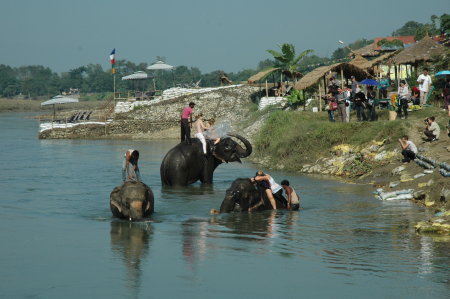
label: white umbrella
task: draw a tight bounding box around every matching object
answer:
[121,71,153,80]
[146,61,175,70]
[147,61,176,88]
[41,95,79,120]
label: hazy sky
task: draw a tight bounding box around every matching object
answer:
[1,0,448,73]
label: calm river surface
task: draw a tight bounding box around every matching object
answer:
[0,113,449,299]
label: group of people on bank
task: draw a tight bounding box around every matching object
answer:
[323,68,440,122]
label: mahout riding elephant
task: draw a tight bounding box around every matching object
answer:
[219,178,286,213]
[160,134,252,186]
[110,181,154,220]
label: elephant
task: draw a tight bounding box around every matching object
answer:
[219,178,286,213]
[110,181,154,220]
[160,133,252,186]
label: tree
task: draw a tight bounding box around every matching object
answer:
[440,14,450,34]
[267,43,313,82]
[392,21,424,36]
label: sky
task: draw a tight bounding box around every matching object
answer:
[1,0,448,74]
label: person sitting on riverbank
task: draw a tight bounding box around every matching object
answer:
[398,136,417,163]
[280,180,300,210]
[122,149,140,183]
[424,116,440,142]
[194,113,208,154]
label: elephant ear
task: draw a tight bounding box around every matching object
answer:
[227,133,252,158]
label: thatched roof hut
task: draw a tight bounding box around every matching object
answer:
[293,62,369,90]
[247,68,280,84]
[349,51,399,74]
[392,36,447,65]
[351,44,379,57]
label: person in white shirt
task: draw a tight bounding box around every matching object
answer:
[397,80,410,119]
[417,68,432,106]
[398,136,417,163]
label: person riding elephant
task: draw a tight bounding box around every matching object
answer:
[160,133,252,186]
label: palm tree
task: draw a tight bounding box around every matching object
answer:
[267,43,313,82]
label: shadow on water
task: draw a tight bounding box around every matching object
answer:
[110,220,153,298]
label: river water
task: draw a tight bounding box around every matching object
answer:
[0,113,449,299]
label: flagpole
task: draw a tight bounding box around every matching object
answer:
[113,73,116,113]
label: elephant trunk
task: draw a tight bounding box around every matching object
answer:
[229,133,252,158]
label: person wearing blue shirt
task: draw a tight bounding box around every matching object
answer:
[379,76,390,98]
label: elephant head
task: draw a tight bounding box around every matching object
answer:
[110,181,154,221]
[213,133,252,163]
[219,178,262,213]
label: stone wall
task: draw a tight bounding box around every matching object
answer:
[40,85,259,139]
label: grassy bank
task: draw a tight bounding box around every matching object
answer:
[252,106,446,172]
[0,98,107,112]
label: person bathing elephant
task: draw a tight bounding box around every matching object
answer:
[218,177,287,213]
[160,133,252,186]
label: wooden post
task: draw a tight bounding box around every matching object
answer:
[340,67,344,89]
[265,80,268,97]
[318,82,323,112]
[394,64,398,89]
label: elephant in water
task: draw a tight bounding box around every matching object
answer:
[160,134,252,186]
[218,178,286,213]
[110,181,154,220]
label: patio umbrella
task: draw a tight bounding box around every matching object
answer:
[121,71,153,80]
[146,61,175,88]
[435,70,450,76]
[41,95,79,120]
[359,78,379,85]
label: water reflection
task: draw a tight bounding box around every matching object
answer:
[110,221,153,297]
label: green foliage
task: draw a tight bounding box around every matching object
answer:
[286,89,304,108]
[267,43,313,80]
[377,39,404,49]
[252,110,410,170]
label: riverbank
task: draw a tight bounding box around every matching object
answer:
[248,106,450,235]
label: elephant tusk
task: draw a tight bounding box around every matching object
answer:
[111,201,122,213]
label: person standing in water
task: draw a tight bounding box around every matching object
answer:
[122,149,140,183]
[280,180,300,210]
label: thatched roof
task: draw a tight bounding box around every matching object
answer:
[349,55,370,68]
[350,51,399,71]
[247,68,280,83]
[392,36,447,65]
[294,63,370,90]
[351,44,378,57]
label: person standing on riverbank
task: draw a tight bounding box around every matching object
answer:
[181,102,195,144]
[122,149,140,183]
[398,136,417,163]
[280,180,300,210]
[417,69,432,106]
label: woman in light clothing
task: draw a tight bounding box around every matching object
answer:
[252,171,287,209]
[194,114,208,154]
[122,149,140,183]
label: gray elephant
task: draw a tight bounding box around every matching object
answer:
[219,178,286,213]
[160,134,252,186]
[110,181,154,220]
